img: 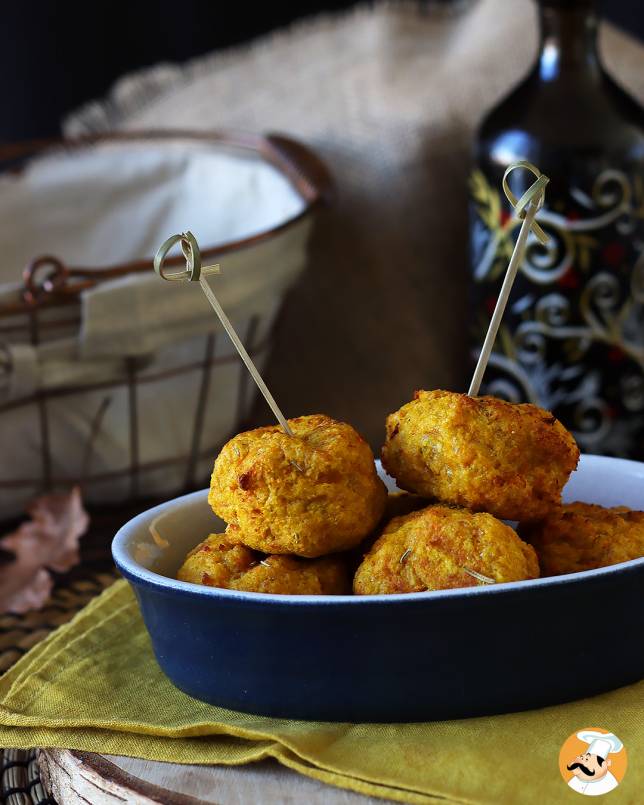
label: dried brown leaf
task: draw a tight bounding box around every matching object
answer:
[0,567,53,614]
[0,486,89,613]
[25,486,89,572]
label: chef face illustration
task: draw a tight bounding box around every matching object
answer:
[564,730,625,796]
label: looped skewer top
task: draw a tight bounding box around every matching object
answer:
[154,230,294,437]
[468,160,550,398]
[502,160,549,244]
[154,232,222,282]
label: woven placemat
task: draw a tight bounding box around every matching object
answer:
[1,749,54,805]
[0,572,117,675]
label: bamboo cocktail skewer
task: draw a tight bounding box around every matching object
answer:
[154,231,294,437]
[468,161,550,397]
[462,162,549,584]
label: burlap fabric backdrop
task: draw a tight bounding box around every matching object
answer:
[66,0,644,448]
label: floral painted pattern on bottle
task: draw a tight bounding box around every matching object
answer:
[470,168,644,457]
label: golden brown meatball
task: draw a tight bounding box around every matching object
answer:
[177,533,256,589]
[235,554,350,595]
[353,505,539,595]
[381,390,579,522]
[209,414,387,557]
[520,502,644,576]
[177,533,351,595]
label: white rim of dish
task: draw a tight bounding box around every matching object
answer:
[112,453,644,606]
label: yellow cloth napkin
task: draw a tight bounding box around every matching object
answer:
[0,580,641,805]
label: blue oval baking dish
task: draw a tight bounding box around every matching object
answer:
[112,454,644,722]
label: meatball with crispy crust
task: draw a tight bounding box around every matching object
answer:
[381,390,579,522]
[520,502,644,576]
[177,533,256,589]
[177,533,351,594]
[209,415,387,558]
[353,505,539,595]
[236,554,350,594]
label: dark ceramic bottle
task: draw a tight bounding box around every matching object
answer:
[470,0,644,457]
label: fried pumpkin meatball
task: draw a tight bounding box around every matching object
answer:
[177,533,255,589]
[520,502,644,576]
[381,390,579,522]
[353,505,539,595]
[177,533,351,594]
[209,415,387,558]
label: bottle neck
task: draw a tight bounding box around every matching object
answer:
[537,2,601,82]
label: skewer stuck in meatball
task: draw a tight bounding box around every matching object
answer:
[210,414,387,558]
[382,390,579,522]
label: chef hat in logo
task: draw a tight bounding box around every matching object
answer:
[576,731,623,759]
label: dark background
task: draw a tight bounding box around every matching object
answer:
[1,0,642,141]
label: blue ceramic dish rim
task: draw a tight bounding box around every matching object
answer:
[112,453,644,607]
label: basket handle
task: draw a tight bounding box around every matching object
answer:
[0,133,336,203]
[263,133,335,205]
[22,255,71,306]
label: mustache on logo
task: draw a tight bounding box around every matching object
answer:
[567,762,595,777]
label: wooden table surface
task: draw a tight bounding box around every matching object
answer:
[40,749,388,805]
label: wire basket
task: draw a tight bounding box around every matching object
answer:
[0,131,332,520]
